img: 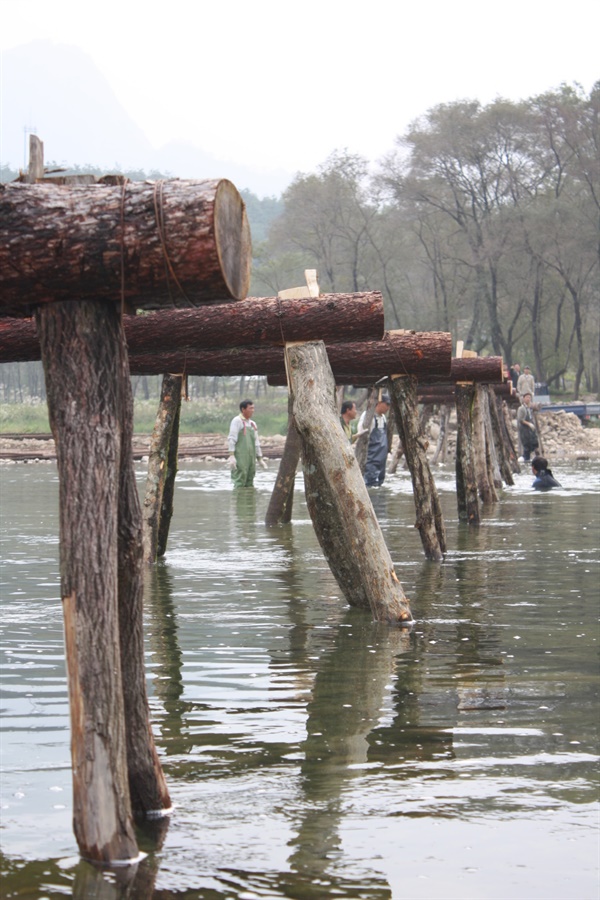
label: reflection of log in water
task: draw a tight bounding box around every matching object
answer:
[287,614,411,883]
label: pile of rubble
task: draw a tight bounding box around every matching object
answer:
[423,407,599,462]
[534,410,599,460]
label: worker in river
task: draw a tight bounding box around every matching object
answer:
[227,399,268,488]
[357,393,391,487]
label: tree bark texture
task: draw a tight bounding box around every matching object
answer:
[455,383,480,525]
[286,341,412,625]
[269,355,504,388]
[487,392,515,485]
[157,390,182,558]
[0,292,385,361]
[417,381,512,400]
[142,374,184,563]
[0,179,251,316]
[265,394,301,526]
[389,376,446,561]
[482,386,506,488]
[115,336,172,818]
[500,399,521,474]
[472,385,499,504]
[127,330,452,379]
[36,300,138,863]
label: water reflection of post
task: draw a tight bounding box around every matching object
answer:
[288,614,411,886]
[72,840,166,899]
[369,562,456,763]
[144,562,191,755]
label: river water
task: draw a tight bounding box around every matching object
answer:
[1,458,598,899]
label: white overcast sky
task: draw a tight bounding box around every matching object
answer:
[1,0,598,175]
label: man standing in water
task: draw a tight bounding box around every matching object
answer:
[228,399,268,488]
[357,394,391,487]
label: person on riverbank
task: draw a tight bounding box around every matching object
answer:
[517,392,539,462]
[357,394,391,487]
[531,456,561,490]
[517,365,536,398]
[340,400,358,443]
[228,399,267,488]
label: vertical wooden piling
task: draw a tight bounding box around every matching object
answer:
[501,400,521,474]
[116,340,172,817]
[455,382,480,525]
[389,375,446,561]
[157,382,182,559]
[285,341,412,625]
[37,300,139,863]
[472,385,499,504]
[142,374,183,563]
[487,389,515,485]
[265,393,301,526]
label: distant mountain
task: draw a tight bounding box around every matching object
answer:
[1,40,291,197]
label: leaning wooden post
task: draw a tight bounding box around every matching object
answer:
[116,334,172,818]
[472,384,499,504]
[455,382,480,525]
[265,393,302,526]
[487,388,514,486]
[389,375,446,561]
[157,383,183,558]
[36,300,139,863]
[286,341,412,625]
[142,374,184,563]
[501,399,521,473]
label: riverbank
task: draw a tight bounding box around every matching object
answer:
[1,408,598,463]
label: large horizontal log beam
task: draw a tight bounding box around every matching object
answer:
[0,179,251,316]
[0,293,384,361]
[127,331,452,378]
[417,381,513,399]
[267,355,505,387]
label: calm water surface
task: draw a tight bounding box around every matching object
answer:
[1,458,599,899]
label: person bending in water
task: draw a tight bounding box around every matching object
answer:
[531,456,561,491]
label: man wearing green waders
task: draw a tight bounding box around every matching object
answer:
[227,399,268,487]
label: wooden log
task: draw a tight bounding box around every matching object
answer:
[389,376,446,561]
[286,341,412,625]
[157,384,182,559]
[142,375,183,563]
[127,330,452,378]
[115,333,172,818]
[0,292,385,361]
[455,383,480,525]
[473,385,499,503]
[500,399,521,473]
[36,299,139,862]
[487,387,514,486]
[417,381,513,399]
[268,356,505,388]
[265,394,301,526]
[0,179,251,316]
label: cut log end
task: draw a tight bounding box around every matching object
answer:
[214,180,252,301]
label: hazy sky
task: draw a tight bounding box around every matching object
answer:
[1,0,598,177]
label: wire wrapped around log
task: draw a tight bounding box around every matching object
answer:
[0,179,251,316]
